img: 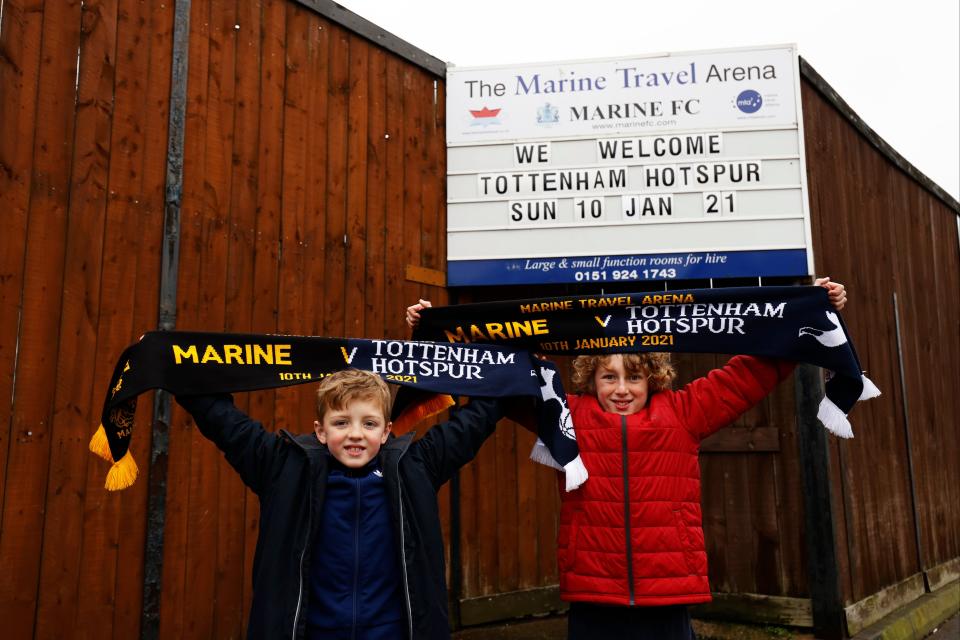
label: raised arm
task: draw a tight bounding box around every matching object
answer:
[411,397,505,490]
[669,355,795,441]
[176,394,286,495]
[673,277,847,439]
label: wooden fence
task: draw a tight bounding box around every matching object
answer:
[1,0,451,636]
[800,64,960,635]
[1,0,957,638]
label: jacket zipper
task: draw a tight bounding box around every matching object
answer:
[395,447,414,639]
[293,546,306,637]
[620,415,635,605]
[288,433,311,640]
[352,476,361,640]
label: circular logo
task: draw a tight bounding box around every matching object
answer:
[736,90,763,114]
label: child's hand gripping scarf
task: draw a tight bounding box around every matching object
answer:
[411,285,880,468]
[89,333,579,491]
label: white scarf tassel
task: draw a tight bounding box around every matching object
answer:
[859,374,882,401]
[563,456,589,492]
[817,397,855,438]
[529,439,589,491]
[529,438,563,470]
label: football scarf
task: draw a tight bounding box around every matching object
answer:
[412,285,880,455]
[89,333,586,492]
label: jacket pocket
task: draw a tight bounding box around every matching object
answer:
[672,505,698,575]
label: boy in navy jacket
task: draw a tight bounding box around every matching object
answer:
[177,368,505,639]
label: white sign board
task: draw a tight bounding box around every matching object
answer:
[445,45,814,286]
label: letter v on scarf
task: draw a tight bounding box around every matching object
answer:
[412,285,879,442]
[89,334,587,491]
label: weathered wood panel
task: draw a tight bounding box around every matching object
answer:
[801,72,960,609]
[0,2,83,635]
[0,0,45,539]
[0,0,173,637]
[244,0,287,626]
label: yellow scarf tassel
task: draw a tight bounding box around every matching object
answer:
[88,424,113,462]
[104,451,139,491]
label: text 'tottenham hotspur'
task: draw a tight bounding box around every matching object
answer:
[369,340,518,380]
[625,301,786,335]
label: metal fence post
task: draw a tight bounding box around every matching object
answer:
[140,0,190,637]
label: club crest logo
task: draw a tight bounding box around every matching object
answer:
[536,102,559,124]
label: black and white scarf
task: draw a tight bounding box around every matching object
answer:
[89,333,584,491]
[91,286,877,493]
[412,285,880,447]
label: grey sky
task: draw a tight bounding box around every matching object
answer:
[337,0,959,200]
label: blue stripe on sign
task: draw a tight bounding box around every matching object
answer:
[447,250,809,286]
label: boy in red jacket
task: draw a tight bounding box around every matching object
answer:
[406,278,846,640]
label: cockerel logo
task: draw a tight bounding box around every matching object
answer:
[798,311,848,348]
[538,365,574,440]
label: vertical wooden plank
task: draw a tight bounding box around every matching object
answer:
[382,55,406,343]
[475,419,499,595]
[701,454,729,591]
[182,0,236,636]
[344,34,367,337]
[400,65,422,325]
[209,0,257,635]
[364,48,387,340]
[419,73,441,277]
[322,23,348,340]
[515,424,539,589]
[749,454,782,594]
[108,0,174,634]
[242,0,286,628]
[33,0,118,635]
[494,423,519,592]
[272,3,309,435]
[536,458,560,586]
[0,0,44,528]
[0,1,82,634]
[768,372,809,597]
[299,10,327,340]
[429,77,448,312]
[157,0,213,635]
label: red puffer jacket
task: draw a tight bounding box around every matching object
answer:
[558,355,794,606]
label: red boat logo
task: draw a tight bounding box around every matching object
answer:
[470,106,501,118]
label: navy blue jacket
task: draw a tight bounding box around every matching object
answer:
[307,458,403,639]
[177,394,505,640]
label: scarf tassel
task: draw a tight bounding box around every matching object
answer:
[529,439,588,492]
[817,399,854,439]
[89,424,139,490]
[104,451,139,491]
[88,424,113,462]
[817,374,882,439]
[859,374,881,401]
